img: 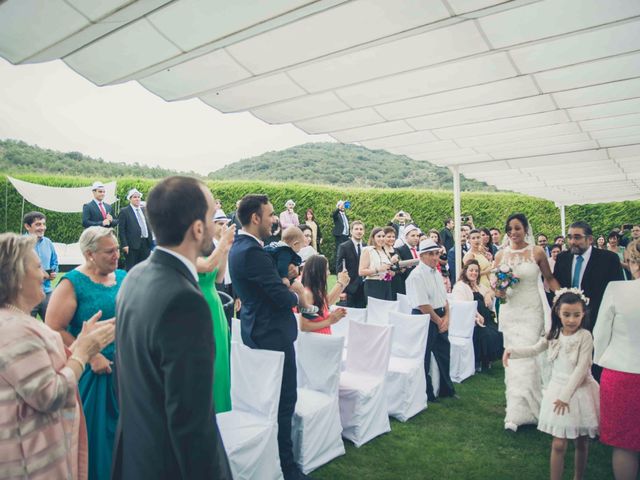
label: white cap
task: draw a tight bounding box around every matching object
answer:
[336,200,344,208]
[91,181,105,191]
[214,209,229,222]
[126,188,142,200]
[285,199,295,207]
[403,224,420,237]
[418,239,440,254]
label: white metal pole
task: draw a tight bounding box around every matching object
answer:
[560,204,566,237]
[450,165,462,280]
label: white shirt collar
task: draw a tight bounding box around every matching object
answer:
[351,238,362,249]
[93,199,103,207]
[239,229,264,247]
[155,246,198,282]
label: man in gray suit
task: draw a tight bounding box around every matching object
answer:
[112,176,231,479]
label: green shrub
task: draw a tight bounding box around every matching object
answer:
[2,174,638,271]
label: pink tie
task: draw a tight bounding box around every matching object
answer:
[98,202,107,219]
[411,247,417,259]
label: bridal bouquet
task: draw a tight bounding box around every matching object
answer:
[491,264,520,304]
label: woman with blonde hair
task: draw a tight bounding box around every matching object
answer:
[359,227,393,300]
[46,227,125,480]
[0,233,114,479]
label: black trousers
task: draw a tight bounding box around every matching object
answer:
[124,242,151,271]
[346,283,367,308]
[413,308,456,401]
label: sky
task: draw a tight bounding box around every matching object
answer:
[0,58,333,175]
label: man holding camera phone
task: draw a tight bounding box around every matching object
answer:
[23,211,58,319]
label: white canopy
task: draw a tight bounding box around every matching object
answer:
[8,176,118,213]
[1,0,639,205]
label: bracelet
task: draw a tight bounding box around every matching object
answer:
[68,355,86,370]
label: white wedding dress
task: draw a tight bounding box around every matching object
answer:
[499,244,545,430]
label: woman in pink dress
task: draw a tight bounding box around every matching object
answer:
[300,255,349,334]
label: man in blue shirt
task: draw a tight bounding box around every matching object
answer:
[23,211,58,319]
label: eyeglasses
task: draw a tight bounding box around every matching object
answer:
[566,234,589,240]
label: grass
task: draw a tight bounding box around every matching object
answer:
[313,363,612,479]
[314,275,612,479]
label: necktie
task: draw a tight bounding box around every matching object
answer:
[135,208,149,238]
[98,202,107,219]
[572,255,584,288]
[411,247,417,259]
[356,243,361,258]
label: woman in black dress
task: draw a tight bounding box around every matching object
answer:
[451,259,503,371]
[358,227,393,301]
[383,226,402,300]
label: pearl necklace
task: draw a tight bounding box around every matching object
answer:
[5,304,28,316]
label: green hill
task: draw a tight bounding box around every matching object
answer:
[210,142,495,191]
[0,139,194,178]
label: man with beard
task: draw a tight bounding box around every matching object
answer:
[112,176,231,479]
[553,221,624,381]
[228,194,310,480]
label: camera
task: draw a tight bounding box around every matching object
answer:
[344,201,351,209]
[462,216,468,222]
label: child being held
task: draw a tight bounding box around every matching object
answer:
[503,289,599,480]
[265,226,318,318]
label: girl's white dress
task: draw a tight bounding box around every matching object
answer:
[508,329,599,439]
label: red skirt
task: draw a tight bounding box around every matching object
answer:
[600,368,640,451]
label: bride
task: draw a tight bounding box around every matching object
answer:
[494,213,560,431]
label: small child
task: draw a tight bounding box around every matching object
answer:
[264,227,318,318]
[503,289,599,480]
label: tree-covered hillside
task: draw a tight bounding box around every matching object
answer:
[0,139,194,178]
[211,142,495,191]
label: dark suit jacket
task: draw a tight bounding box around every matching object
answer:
[553,247,624,327]
[440,227,454,253]
[228,234,298,350]
[118,205,152,250]
[396,243,419,282]
[112,250,231,480]
[336,239,365,296]
[82,200,118,228]
[332,208,349,237]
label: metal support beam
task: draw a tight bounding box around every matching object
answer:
[560,204,566,238]
[450,165,462,281]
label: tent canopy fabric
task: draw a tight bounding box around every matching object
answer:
[8,176,118,213]
[1,0,639,205]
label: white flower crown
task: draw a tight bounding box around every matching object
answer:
[553,287,590,306]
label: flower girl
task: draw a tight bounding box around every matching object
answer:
[503,289,599,480]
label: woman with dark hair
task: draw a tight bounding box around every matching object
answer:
[300,255,349,334]
[493,212,560,432]
[464,229,493,289]
[359,227,393,300]
[304,208,323,253]
[480,227,498,258]
[607,231,629,280]
[452,259,503,371]
[595,235,606,249]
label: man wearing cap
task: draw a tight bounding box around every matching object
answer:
[82,181,119,228]
[395,224,421,294]
[332,200,350,259]
[118,188,152,270]
[279,200,299,230]
[406,239,457,402]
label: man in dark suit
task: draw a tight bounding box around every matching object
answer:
[447,229,469,286]
[112,176,231,480]
[332,200,350,258]
[553,221,624,382]
[82,181,118,228]
[228,194,310,480]
[395,224,421,294]
[118,188,153,271]
[336,220,367,308]
[553,221,624,329]
[440,218,454,253]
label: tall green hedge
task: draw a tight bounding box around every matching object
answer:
[2,173,639,271]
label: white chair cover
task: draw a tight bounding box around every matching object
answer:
[53,242,84,266]
[330,307,366,345]
[293,333,345,473]
[366,297,398,325]
[217,343,284,480]
[385,312,429,421]
[339,321,392,447]
[231,317,242,344]
[395,293,412,314]
[448,300,478,384]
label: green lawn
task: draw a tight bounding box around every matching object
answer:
[316,275,612,479]
[313,362,612,479]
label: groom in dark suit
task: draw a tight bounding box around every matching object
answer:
[228,194,309,480]
[82,181,118,228]
[112,176,231,480]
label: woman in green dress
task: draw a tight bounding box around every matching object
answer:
[197,212,236,413]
